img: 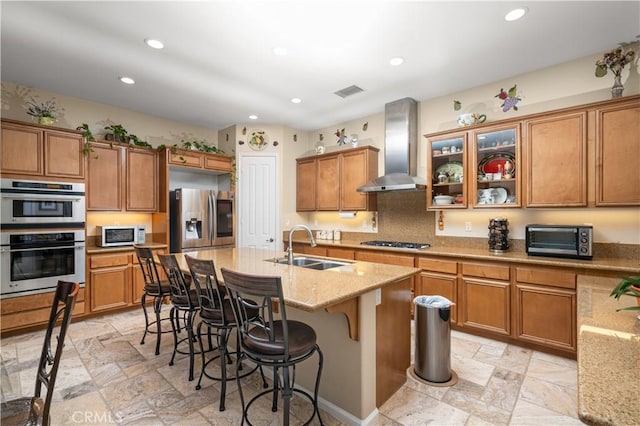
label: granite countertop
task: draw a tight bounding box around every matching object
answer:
[291,238,640,274]
[172,247,420,312]
[576,275,640,426]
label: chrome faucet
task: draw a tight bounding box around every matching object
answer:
[287,225,317,265]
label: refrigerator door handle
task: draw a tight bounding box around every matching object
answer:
[209,192,217,243]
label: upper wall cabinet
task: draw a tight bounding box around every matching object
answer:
[594,97,640,206]
[1,119,84,180]
[426,132,468,209]
[166,148,233,173]
[296,146,378,212]
[424,94,640,209]
[87,141,158,212]
[523,111,587,207]
[470,124,521,208]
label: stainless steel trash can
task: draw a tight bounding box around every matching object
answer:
[414,295,453,382]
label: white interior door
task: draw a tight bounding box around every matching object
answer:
[238,154,279,251]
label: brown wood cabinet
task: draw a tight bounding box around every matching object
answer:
[296,158,317,211]
[0,288,86,334]
[514,267,576,351]
[423,95,640,209]
[415,257,458,322]
[326,247,355,260]
[166,148,233,173]
[1,119,84,180]
[87,141,157,212]
[296,146,378,212]
[460,262,511,335]
[523,111,587,207]
[89,253,131,312]
[594,97,640,206]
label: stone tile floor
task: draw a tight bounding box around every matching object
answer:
[0,309,585,425]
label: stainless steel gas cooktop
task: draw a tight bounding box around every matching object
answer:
[360,240,430,249]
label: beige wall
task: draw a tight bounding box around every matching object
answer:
[1,81,219,147]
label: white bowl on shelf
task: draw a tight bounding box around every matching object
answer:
[433,195,454,205]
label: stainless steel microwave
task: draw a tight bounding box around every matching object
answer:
[525,225,593,259]
[97,225,146,247]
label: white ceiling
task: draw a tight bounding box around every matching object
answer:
[2,1,639,131]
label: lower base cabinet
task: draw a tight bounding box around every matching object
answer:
[514,267,577,351]
[415,257,458,322]
[0,288,86,334]
[89,253,131,312]
[461,262,511,336]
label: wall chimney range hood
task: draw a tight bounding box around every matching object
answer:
[357,97,426,192]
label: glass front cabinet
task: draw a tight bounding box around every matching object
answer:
[470,124,521,208]
[426,132,468,209]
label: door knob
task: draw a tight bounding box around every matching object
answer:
[266,238,274,242]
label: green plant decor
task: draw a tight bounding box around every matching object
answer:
[609,276,640,311]
[76,123,96,157]
[180,139,225,155]
[104,124,128,142]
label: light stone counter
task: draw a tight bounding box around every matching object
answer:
[577,275,640,426]
[172,246,420,311]
[292,237,640,275]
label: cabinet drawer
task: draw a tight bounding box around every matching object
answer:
[516,267,576,289]
[417,257,457,274]
[356,251,415,267]
[326,247,355,260]
[90,253,131,268]
[169,151,203,168]
[463,262,510,281]
[204,155,232,172]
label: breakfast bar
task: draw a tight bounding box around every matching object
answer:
[172,246,421,423]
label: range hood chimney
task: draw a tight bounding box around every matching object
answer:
[357,97,426,192]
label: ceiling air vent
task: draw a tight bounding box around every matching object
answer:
[334,85,364,98]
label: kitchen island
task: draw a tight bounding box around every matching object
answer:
[173,247,421,424]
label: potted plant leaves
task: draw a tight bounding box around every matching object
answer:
[26,97,58,125]
[104,124,129,142]
[76,123,96,157]
[609,276,640,311]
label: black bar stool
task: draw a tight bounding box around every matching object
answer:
[157,253,201,381]
[185,255,267,411]
[221,267,324,426]
[135,246,172,355]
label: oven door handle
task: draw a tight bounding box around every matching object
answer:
[2,193,84,201]
[1,244,85,253]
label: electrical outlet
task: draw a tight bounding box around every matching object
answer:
[465,221,472,232]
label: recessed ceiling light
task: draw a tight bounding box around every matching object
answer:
[144,38,164,49]
[119,76,135,85]
[249,115,258,120]
[505,7,527,21]
[272,47,288,56]
[291,98,302,104]
[390,57,404,66]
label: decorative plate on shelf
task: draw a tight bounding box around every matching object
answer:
[478,153,515,175]
[433,161,463,182]
[248,130,269,151]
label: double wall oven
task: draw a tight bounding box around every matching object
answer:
[1,178,86,298]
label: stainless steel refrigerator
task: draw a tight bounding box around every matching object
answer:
[169,189,234,253]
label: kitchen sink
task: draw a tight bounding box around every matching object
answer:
[266,256,352,270]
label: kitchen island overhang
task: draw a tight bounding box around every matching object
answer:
[172,247,420,423]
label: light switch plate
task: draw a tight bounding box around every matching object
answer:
[375,288,382,305]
